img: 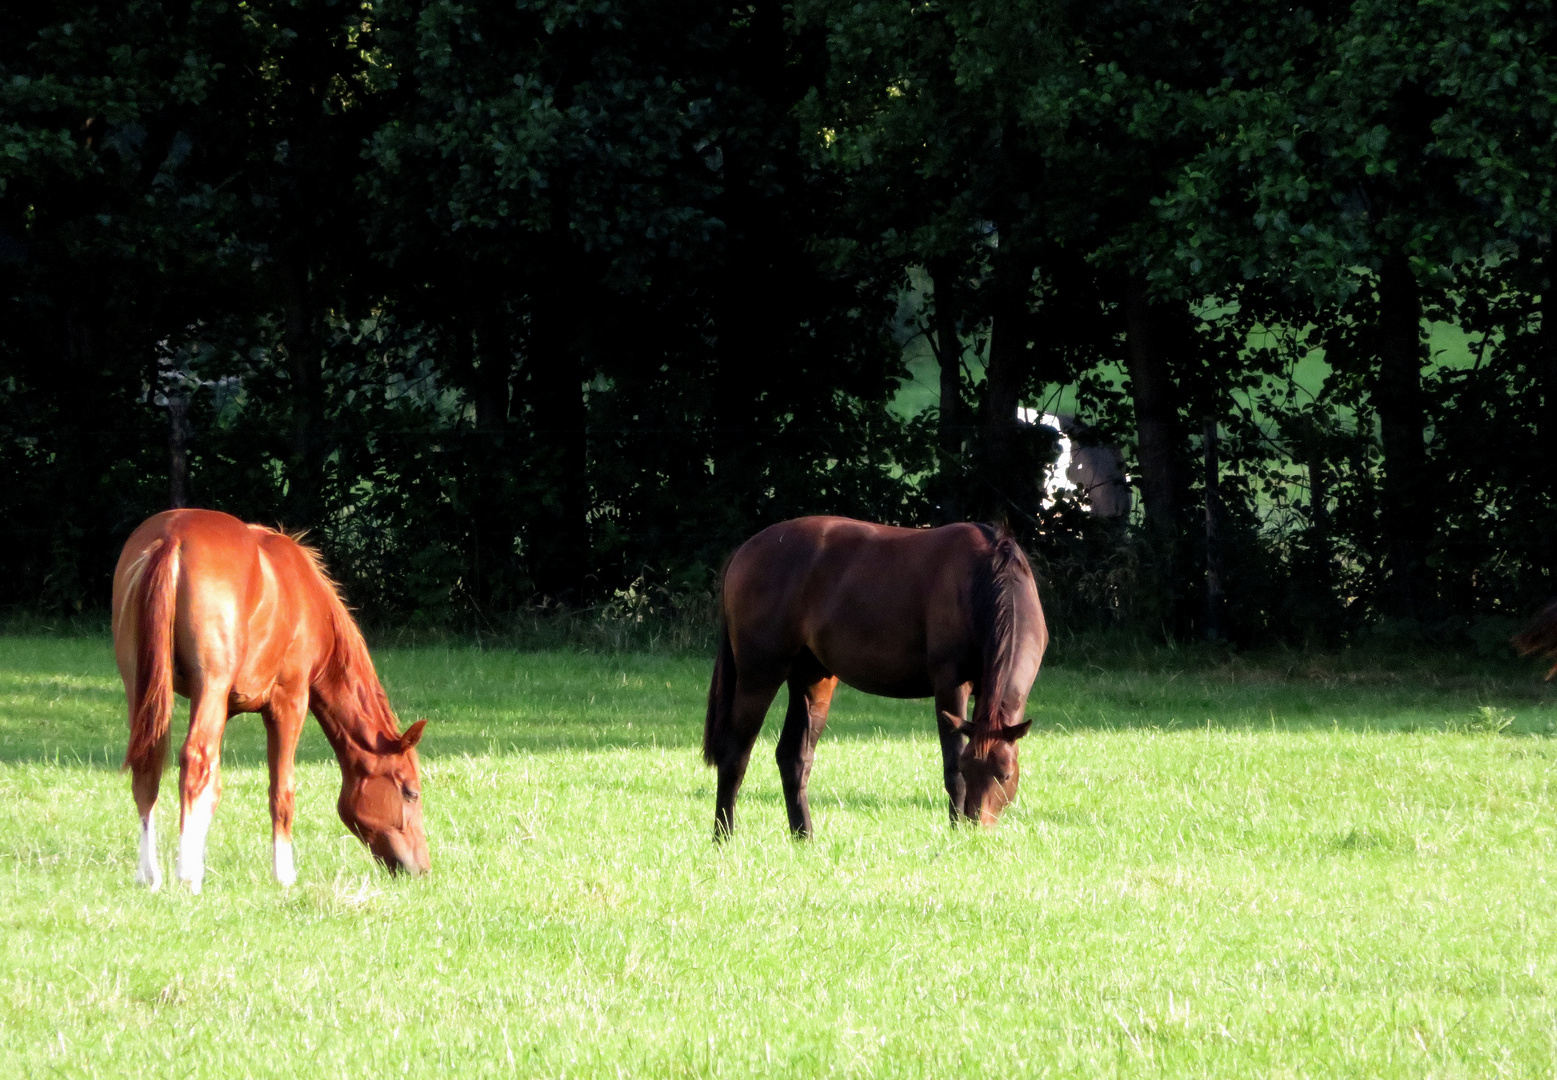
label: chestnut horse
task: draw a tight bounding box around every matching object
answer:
[703,516,1047,839]
[112,509,429,892]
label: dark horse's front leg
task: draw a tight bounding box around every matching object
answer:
[934,681,972,823]
[775,672,838,838]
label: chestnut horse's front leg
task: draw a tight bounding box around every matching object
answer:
[775,674,837,838]
[261,684,308,886]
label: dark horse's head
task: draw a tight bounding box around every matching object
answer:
[957,719,1033,825]
[955,526,1048,826]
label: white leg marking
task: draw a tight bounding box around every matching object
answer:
[272,836,296,887]
[135,814,162,890]
[177,785,215,894]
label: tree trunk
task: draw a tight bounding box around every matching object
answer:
[928,257,965,523]
[167,391,189,509]
[1202,418,1225,641]
[710,252,773,499]
[1123,278,1183,533]
[459,308,517,610]
[526,284,589,601]
[281,258,325,531]
[474,310,513,438]
[1376,250,1429,618]
[981,250,1038,521]
[707,0,791,521]
[1534,267,1557,587]
[1308,431,1333,575]
[1538,270,1557,479]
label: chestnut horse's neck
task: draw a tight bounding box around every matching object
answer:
[295,551,404,763]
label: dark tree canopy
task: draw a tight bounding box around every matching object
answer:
[4,0,1556,645]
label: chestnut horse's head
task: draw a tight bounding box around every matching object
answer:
[957,720,1033,826]
[338,719,430,875]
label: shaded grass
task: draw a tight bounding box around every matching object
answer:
[2,636,1556,1077]
[7,636,1554,766]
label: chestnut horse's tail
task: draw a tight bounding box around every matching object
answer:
[702,621,737,766]
[124,537,182,771]
[1515,598,1557,678]
[968,527,1036,729]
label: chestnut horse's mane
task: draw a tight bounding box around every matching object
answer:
[968,523,1034,733]
[280,529,403,741]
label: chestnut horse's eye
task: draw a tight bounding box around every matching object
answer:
[404,787,420,803]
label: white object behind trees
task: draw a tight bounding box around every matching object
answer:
[1019,410,1132,519]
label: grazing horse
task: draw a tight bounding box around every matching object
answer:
[703,516,1048,839]
[112,509,429,892]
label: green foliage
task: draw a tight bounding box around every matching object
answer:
[4,1,1557,641]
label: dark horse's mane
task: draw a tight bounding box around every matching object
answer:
[968,523,1034,731]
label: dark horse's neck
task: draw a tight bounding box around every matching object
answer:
[969,527,1042,729]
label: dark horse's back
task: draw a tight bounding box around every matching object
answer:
[719,517,1038,699]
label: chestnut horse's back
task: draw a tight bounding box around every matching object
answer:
[115,512,286,765]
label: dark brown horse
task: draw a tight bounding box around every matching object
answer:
[113,509,429,892]
[703,516,1048,839]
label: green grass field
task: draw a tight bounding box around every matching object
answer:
[3,635,1557,1077]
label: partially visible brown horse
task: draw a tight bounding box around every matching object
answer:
[1515,600,1557,677]
[703,516,1048,839]
[113,509,429,892]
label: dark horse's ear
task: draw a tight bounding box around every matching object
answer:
[400,718,428,752]
[997,720,1033,742]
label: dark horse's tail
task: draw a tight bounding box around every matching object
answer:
[703,621,738,766]
[968,525,1042,729]
[124,536,182,771]
[1515,598,1557,678]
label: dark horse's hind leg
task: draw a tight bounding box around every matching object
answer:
[775,667,838,838]
[934,681,972,823]
[713,674,783,841]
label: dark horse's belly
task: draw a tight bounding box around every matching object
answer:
[808,637,938,700]
[835,670,935,700]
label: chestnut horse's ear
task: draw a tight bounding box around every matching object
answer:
[400,719,428,752]
[997,720,1033,741]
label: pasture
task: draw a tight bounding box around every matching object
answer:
[3,635,1556,1078]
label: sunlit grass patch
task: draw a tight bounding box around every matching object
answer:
[1,636,1555,1077]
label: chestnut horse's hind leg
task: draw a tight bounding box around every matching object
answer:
[775,672,837,838]
[261,685,308,887]
[934,681,972,824]
[712,674,782,841]
[130,729,170,889]
[177,677,232,894]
